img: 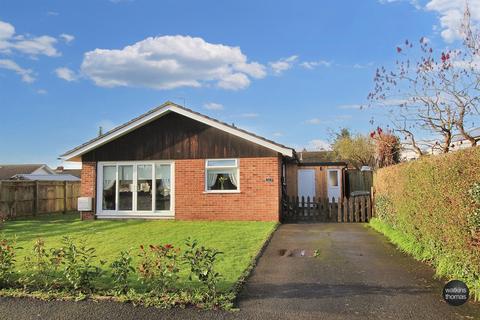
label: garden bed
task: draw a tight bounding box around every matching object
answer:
[0,213,277,309]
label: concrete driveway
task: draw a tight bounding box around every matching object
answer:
[1,224,479,320]
[237,223,480,319]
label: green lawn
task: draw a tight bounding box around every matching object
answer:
[0,213,277,292]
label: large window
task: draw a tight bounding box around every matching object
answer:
[137,164,153,211]
[155,164,171,211]
[98,162,173,215]
[118,165,133,211]
[102,166,116,210]
[205,159,239,192]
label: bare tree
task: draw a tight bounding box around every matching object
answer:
[368,7,480,157]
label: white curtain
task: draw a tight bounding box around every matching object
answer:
[207,171,218,189]
[228,172,238,188]
[103,166,116,190]
[103,179,115,190]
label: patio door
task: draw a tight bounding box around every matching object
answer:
[97,161,174,218]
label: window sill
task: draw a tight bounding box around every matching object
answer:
[203,190,241,194]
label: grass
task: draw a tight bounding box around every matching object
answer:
[368,218,433,262]
[0,213,277,292]
[368,217,480,301]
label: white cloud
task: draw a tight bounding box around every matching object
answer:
[381,0,480,43]
[0,21,15,40]
[305,118,322,125]
[0,20,60,57]
[272,132,284,137]
[300,60,331,69]
[204,102,224,110]
[60,33,74,44]
[305,114,354,125]
[217,73,250,90]
[0,59,35,83]
[13,35,59,57]
[55,67,78,81]
[353,62,374,69]
[47,11,59,16]
[307,139,332,151]
[36,89,47,94]
[425,0,470,42]
[269,55,298,75]
[239,113,259,118]
[80,35,266,90]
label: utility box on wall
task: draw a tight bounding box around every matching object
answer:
[77,197,92,211]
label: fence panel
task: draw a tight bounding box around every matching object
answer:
[0,180,80,219]
[281,195,372,223]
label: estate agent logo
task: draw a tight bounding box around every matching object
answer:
[443,280,469,306]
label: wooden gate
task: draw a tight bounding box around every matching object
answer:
[281,195,372,223]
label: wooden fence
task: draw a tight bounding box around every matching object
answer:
[281,195,373,223]
[0,180,80,219]
[346,170,373,196]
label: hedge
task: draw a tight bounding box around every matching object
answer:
[373,146,480,300]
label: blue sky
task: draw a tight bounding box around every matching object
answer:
[0,0,474,168]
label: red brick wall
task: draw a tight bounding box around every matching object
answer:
[80,162,96,220]
[79,157,282,221]
[175,157,281,221]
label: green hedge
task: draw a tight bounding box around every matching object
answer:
[373,146,480,300]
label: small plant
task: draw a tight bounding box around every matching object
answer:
[0,235,20,286]
[110,250,134,295]
[313,249,321,258]
[183,238,222,298]
[23,238,63,289]
[59,236,105,294]
[138,243,180,293]
[218,176,228,190]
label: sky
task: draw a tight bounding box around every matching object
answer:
[0,0,477,168]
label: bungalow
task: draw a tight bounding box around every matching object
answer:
[60,102,345,221]
[0,164,80,182]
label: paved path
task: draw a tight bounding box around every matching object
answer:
[1,224,479,319]
[236,223,480,319]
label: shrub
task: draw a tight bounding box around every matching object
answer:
[373,147,480,299]
[59,236,105,293]
[0,236,19,286]
[183,238,222,298]
[22,238,63,290]
[468,183,480,234]
[138,244,180,293]
[110,250,134,295]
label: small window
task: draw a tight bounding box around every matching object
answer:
[205,159,239,192]
[328,170,339,187]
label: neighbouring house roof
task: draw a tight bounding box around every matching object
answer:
[11,174,80,182]
[297,151,347,166]
[60,101,295,161]
[0,164,55,180]
[55,166,81,178]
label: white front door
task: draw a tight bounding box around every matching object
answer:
[327,169,341,202]
[298,169,316,199]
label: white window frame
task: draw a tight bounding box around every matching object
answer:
[204,159,240,194]
[96,161,175,219]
